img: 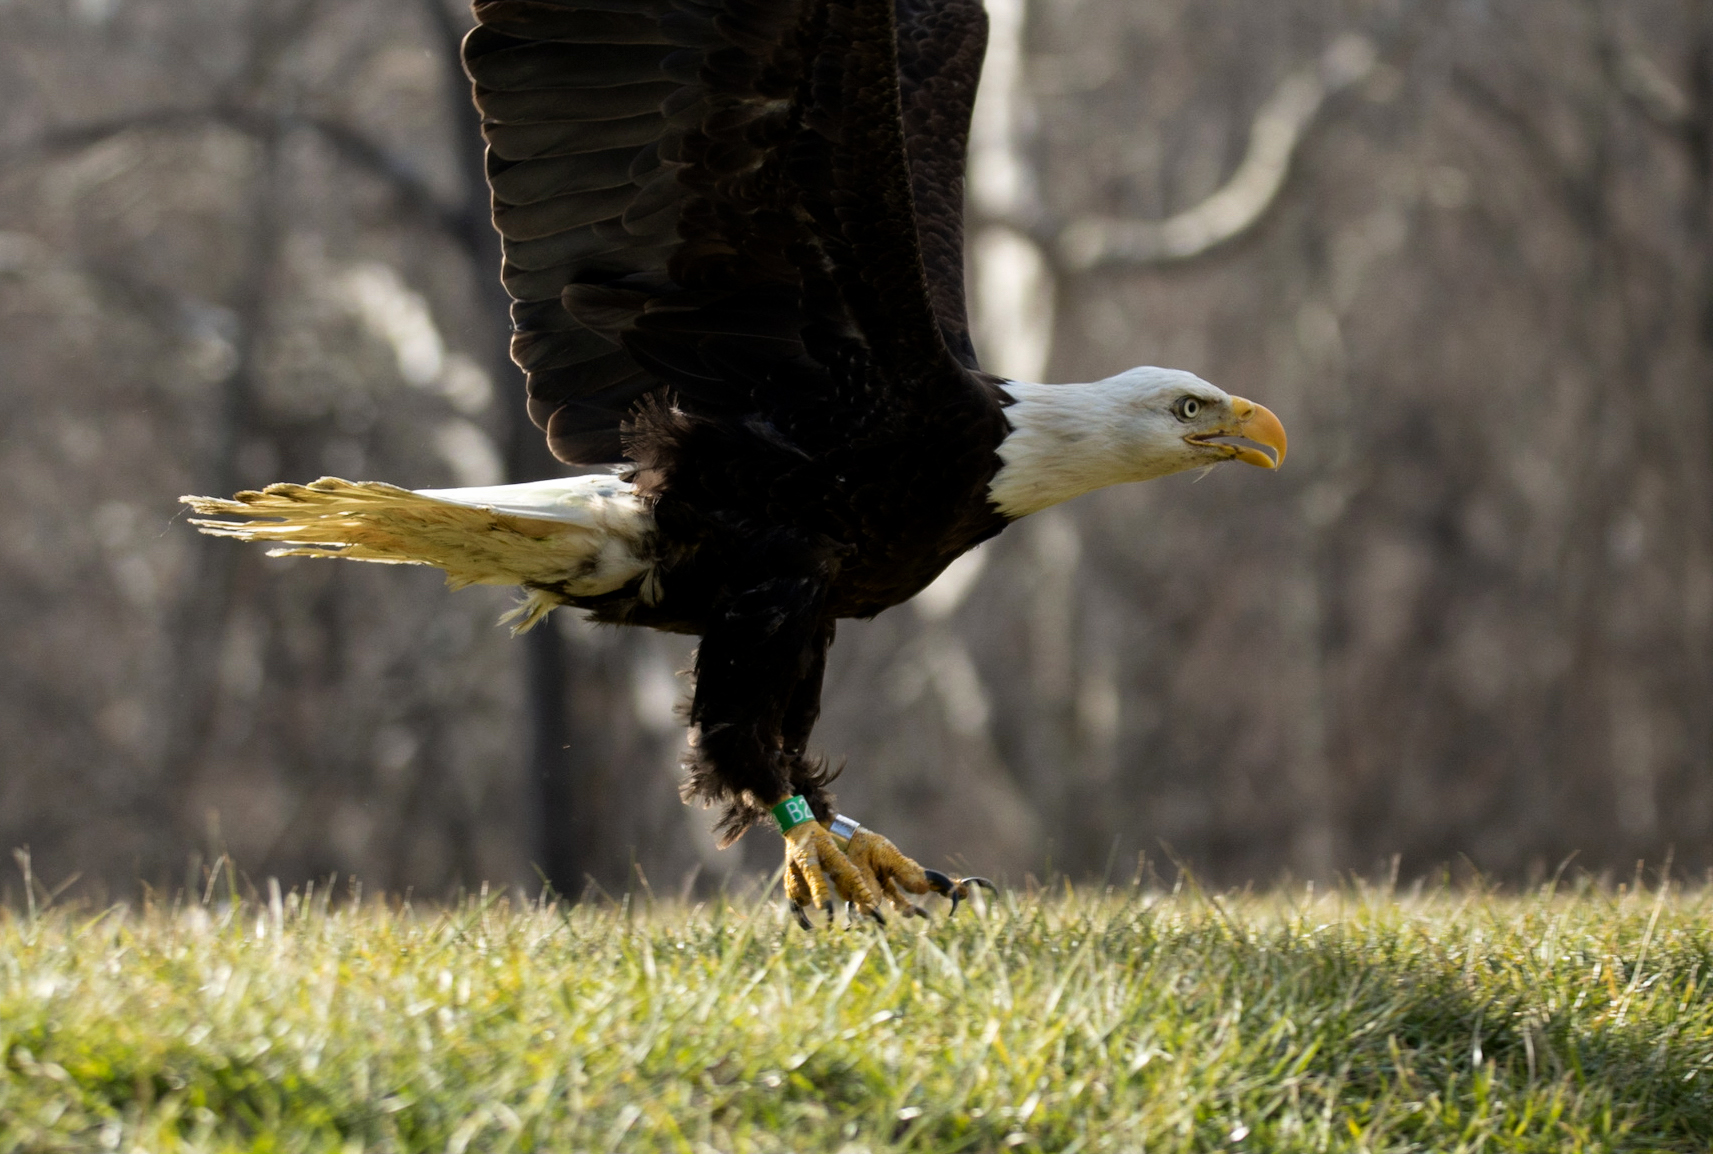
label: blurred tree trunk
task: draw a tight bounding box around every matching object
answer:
[157,0,330,870]
[421,0,596,896]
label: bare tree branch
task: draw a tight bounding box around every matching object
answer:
[299,113,466,237]
[6,108,236,161]
[1450,68,1606,229]
[1614,47,1695,132]
[1058,34,1377,269]
[6,106,464,238]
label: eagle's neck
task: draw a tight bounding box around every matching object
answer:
[987,378,1184,519]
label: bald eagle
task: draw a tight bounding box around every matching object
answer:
[186,0,1286,925]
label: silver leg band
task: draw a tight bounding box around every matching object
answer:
[828,813,862,848]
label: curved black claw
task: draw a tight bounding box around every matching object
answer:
[846,900,887,927]
[791,902,814,931]
[948,876,995,915]
[924,869,956,898]
[923,871,997,915]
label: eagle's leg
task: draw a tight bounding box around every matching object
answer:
[683,540,985,928]
[681,545,880,922]
[775,620,872,926]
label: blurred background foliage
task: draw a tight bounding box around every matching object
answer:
[2,0,1710,899]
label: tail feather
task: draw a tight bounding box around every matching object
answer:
[182,476,657,631]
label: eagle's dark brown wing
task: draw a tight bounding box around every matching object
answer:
[896,0,987,371]
[463,0,990,466]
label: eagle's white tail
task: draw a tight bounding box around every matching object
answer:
[182,475,659,632]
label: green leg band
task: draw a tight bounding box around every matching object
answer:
[772,795,815,834]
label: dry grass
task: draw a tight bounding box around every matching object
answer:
[3,872,1713,1152]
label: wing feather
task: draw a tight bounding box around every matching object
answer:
[487,148,638,204]
[483,115,668,163]
[491,185,640,240]
[465,38,675,90]
[473,82,680,125]
[897,0,987,370]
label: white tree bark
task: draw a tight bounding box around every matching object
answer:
[968,0,1055,383]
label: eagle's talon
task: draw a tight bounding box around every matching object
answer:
[921,869,995,915]
[781,819,880,926]
[950,876,996,915]
[923,868,957,895]
[781,815,985,926]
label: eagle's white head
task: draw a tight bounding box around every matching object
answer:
[987,366,1288,519]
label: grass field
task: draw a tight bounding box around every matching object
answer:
[3,871,1713,1153]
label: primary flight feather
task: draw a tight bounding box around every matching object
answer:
[186,0,1287,924]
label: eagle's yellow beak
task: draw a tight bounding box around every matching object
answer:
[1188,396,1288,469]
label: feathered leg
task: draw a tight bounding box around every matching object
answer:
[779,617,836,806]
[676,535,877,919]
[680,543,834,836]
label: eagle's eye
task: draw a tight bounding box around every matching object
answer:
[1172,396,1202,421]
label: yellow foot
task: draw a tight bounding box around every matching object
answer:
[781,812,994,929]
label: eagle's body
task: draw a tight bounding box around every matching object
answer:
[591,365,1011,633]
[187,0,1286,919]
